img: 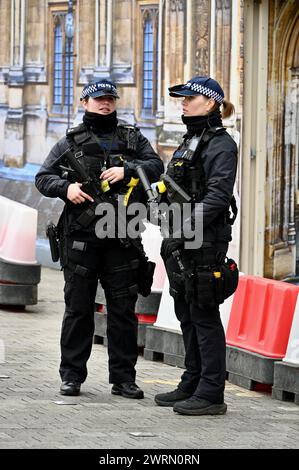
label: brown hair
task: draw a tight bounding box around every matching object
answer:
[211,99,235,119]
[221,99,235,119]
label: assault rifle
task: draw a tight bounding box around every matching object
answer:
[56,147,136,250]
[56,149,156,297]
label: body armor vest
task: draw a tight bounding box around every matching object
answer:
[166,127,224,203]
[65,121,138,193]
[165,127,237,226]
[61,122,141,235]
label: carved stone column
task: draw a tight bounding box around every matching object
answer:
[214,0,232,98]
[0,0,11,84]
[4,0,26,167]
[78,0,96,83]
[97,0,108,69]
[167,0,186,86]
[158,0,187,162]
[111,0,133,83]
[0,0,11,161]
[191,0,210,77]
[24,0,46,83]
[164,0,186,113]
[22,0,47,164]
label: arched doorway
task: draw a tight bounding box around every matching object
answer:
[264,3,299,279]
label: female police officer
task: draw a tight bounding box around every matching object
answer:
[35,79,163,398]
[154,76,238,415]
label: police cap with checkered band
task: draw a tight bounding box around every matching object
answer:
[80,79,120,101]
[169,76,224,104]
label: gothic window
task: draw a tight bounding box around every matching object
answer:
[64,38,74,107]
[52,14,74,114]
[141,7,159,117]
[53,23,63,105]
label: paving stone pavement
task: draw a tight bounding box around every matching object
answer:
[0,267,299,450]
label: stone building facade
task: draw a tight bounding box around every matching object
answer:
[0,0,298,280]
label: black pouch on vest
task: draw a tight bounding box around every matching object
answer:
[216,258,239,304]
[195,258,239,306]
[138,260,156,297]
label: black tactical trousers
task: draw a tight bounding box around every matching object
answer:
[59,238,139,384]
[164,248,226,404]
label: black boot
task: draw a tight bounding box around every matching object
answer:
[60,381,81,396]
[154,388,193,407]
[173,397,227,415]
[111,382,144,399]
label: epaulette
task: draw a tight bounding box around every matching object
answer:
[117,119,140,131]
[66,123,86,136]
[202,126,226,143]
[66,123,90,146]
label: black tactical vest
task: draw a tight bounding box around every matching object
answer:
[165,127,237,225]
[61,122,141,235]
[166,127,225,202]
[65,121,138,190]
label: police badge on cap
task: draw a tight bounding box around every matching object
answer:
[80,79,120,101]
[169,76,224,104]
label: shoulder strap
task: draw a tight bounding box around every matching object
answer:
[117,122,139,151]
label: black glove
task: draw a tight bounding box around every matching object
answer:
[160,237,184,260]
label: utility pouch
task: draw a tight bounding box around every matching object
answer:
[46,222,60,262]
[108,154,124,168]
[195,268,217,307]
[138,260,156,297]
[216,258,239,304]
[76,205,97,228]
[195,258,239,306]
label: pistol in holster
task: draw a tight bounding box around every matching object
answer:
[46,222,60,262]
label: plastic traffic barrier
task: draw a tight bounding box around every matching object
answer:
[226,275,299,358]
[283,294,299,365]
[0,196,41,306]
[0,196,38,264]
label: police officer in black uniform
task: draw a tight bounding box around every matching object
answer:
[35,79,163,398]
[154,76,238,415]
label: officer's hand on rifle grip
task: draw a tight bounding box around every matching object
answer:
[100,167,124,184]
[67,182,94,204]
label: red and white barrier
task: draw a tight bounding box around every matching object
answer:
[0,196,40,306]
[0,195,38,264]
[226,276,299,358]
[141,222,166,293]
[154,276,180,331]
[283,294,299,365]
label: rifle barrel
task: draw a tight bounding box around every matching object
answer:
[136,165,157,203]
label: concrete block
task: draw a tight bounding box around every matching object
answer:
[226,345,278,386]
[0,284,37,306]
[272,361,299,405]
[0,258,41,285]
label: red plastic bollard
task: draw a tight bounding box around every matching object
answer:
[226,275,299,358]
